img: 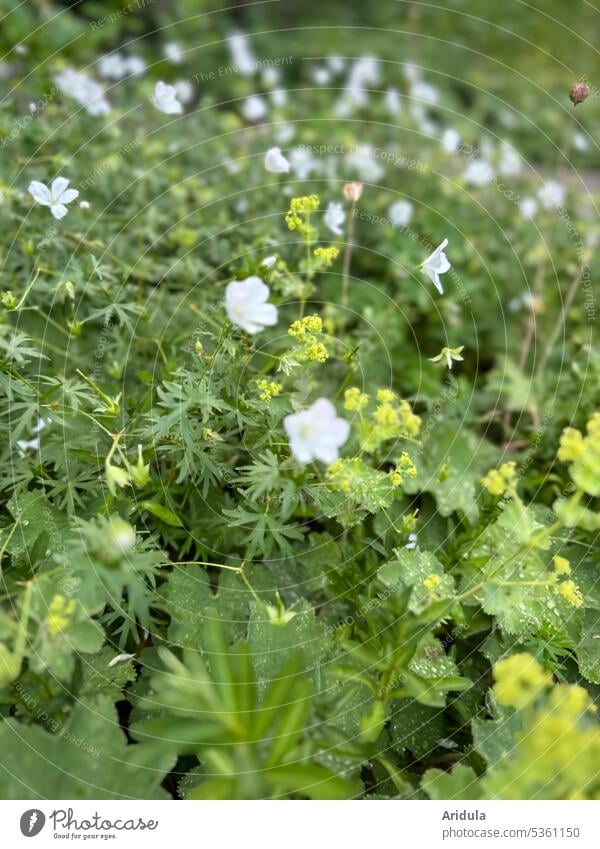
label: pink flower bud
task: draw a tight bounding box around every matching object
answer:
[570,82,590,106]
[343,181,363,202]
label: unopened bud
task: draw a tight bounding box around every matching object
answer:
[343,181,363,202]
[570,82,590,106]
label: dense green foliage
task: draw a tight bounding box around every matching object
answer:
[0,0,599,800]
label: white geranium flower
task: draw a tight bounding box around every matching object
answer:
[228,32,256,76]
[463,159,495,187]
[174,80,194,104]
[412,79,439,104]
[420,238,451,294]
[126,56,147,77]
[384,87,402,113]
[242,94,267,122]
[262,255,277,268]
[274,123,295,144]
[284,399,350,464]
[225,276,278,334]
[99,52,129,80]
[265,146,290,173]
[345,144,384,182]
[270,88,287,108]
[29,177,79,219]
[573,131,589,152]
[312,67,331,86]
[324,201,345,236]
[389,199,414,227]
[262,67,280,88]
[289,147,318,180]
[164,42,184,63]
[54,68,111,115]
[152,81,183,114]
[441,128,460,154]
[498,141,522,177]
[327,55,346,73]
[520,197,538,220]
[538,180,565,210]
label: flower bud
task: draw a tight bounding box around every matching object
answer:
[343,181,363,202]
[570,82,590,106]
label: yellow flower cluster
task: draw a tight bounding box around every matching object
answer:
[481,461,517,497]
[553,554,571,576]
[390,451,417,485]
[493,652,552,710]
[285,194,320,232]
[256,379,282,402]
[46,594,76,636]
[558,579,583,608]
[288,315,328,363]
[423,574,441,592]
[344,387,370,412]
[326,459,352,493]
[354,390,421,452]
[288,314,323,339]
[557,413,600,497]
[313,246,339,266]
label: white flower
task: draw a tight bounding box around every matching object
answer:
[284,399,350,464]
[99,52,129,80]
[152,81,182,114]
[538,180,565,210]
[441,128,460,154]
[312,67,331,86]
[274,122,295,144]
[389,199,413,227]
[324,201,345,235]
[262,67,280,88]
[28,176,79,219]
[265,146,290,173]
[225,276,277,334]
[384,87,402,113]
[463,159,495,186]
[164,42,184,63]
[126,56,147,77]
[327,55,346,73]
[241,94,267,122]
[262,255,277,268]
[573,131,588,152]
[54,67,111,115]
[80,200,90,210]
[16,417,46,457]
[520,197,538,220]
[498,141,522,177]
[228,32,256,76]
[412,79,439,104]
[175,80,194,104]
[405,532,417,550]
[345,144,384,182]
[270,88,287,108]
[420,238,451,294]
[289,147,318,179]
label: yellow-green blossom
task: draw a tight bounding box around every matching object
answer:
[285,194,320,232]
[46,595,76,636]
[558,579,583,608]
[344,387,370,412]
[423,574,441,592]
[481,461,517,497]
[314,246,339,266]
[390,451,417,485]
[256,379,282,402]
[493,652,552,710]
[288,314,323,339]
[553,554,571,576]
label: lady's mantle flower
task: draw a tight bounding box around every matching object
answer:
[284,398,350,464]
[429,345,464,369]
[324,201,345,235]
[28,177,79,219]
[152,81,183,114]
[419,238,451,294]
[225,276,277,334]
[265,147,290,173]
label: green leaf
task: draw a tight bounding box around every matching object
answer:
[422,764,482,800]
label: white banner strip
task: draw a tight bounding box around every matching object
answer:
[1,800,599,848]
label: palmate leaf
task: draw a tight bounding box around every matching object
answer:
[222,504,305,558]
[0,698,174,799]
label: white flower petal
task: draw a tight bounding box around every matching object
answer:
[265,147,290,173]
[50,203,68,220]
[58,188,79,204]
[51,177,69,198]
[28,181,51,205]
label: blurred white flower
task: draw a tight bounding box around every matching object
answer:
[289,147,318,179]
[345,144,383,182]
[262,255,277,268]
[29,177,79,219]
[520,197,538,220]
[311,67,331,86]
[498,141,522,177]
[99,52,129,80]
[403,62,419,83]
[441,128,460,154]
[270,88,287,108]
[412,79,439,104]
[152,81,183,114]
[538,180,565,210]
[164,42,184,64]
[16,417,46,456]
[463,159,495,187]
[54,68,110,115]
[262,67,280,88]
[228,32,256,75]
[274,123,295,144]
[284,399,350,464]
[324,201,345,235]
[327,55,346,73]
[405,532,418,550]
[79,200,90,210]
[174,79,194,104]
[265,147,290,173]
[126,56,147,76]
[573,131,589,152]
[225,276,278,334]
[420,238,450,294]
[389,199,414,227]
[242,94,268,122]
[384,87,402,113]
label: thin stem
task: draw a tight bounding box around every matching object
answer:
[165,559,243,573]
[537,264,587,379]
[341,200,356,309]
